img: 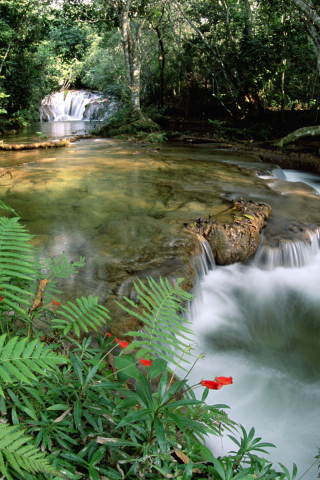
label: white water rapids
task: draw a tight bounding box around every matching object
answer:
[187,170,320,479]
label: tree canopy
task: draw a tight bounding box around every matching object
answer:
[1,0,320,131]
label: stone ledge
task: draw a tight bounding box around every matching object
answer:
[184,200,271,265]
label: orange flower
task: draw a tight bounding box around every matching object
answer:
[201,380,223,390]
[53,300,60,306]
[216,376,233,385]
[119,341,129,349]
[140,359,152,367]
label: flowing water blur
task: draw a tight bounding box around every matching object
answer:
[1,122,320,477]
[188,168,320,478]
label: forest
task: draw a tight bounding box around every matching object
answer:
[1,0,320,140]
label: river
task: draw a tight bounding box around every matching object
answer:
[1,121,320,478]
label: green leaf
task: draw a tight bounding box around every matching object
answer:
[53,296,110,338]
[88,465,100,480]
[116,409,154,429]
[73,399,81,429]
[114,355,140,380]
[0,423,59,478]
[148,358,167,379]
[182,459,193,480]
[212,456,226,480]
[46,404,69,411]
[0,335,67,393]
[154,416,166,453]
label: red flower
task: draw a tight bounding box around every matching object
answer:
[216,376,233,385]
[115,338,119,342]
[140,359,152,366]
[0,296,3,302]
[53,300,60,306]
[107,333,112,337]
[201,380,223,390]
[119,341,129,349]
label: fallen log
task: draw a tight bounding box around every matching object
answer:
[0,138,72,150]
[0,134,94,151]
[273,125,320,147]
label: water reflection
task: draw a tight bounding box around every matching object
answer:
[3,121,97,144]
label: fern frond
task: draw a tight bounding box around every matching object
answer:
[43,252,85,280]
[117,277,195,367]
[0,423,59,479]
[0,334,68,396]
[0,200,17,216]
[0,218,39,318]
[53,296,111,337]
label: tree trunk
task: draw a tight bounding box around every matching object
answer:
[274,125,320,147]
[281,14,287,121]
[244,0,253,37]
[289,0,320,76]
[121,2,144,118]
[155,25,165,109]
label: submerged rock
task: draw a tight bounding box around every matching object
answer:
[185,200,271,265]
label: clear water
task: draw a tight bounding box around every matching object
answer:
[3,120,96,144]
[1,122,320,477]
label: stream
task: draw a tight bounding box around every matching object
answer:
[1,121,320,478]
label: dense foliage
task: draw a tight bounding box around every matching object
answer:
[0,200,317,479]
[2,0,320,131]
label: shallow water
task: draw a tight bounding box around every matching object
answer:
[3,120,97,144]
[1,122,320,477]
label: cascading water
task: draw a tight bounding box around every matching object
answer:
[39,90,118,122]
[191,239,215,280]
[187,174,320,479]
[253,229,320,269]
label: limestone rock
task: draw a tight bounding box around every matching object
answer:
[185,200,271,265]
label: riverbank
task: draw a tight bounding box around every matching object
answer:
[170,131,320,173]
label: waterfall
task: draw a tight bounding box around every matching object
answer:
[175,164,320,480]
[253,229,320,269]
[39,90,118,122]
[186,222,320,479]
[191,239,215,280]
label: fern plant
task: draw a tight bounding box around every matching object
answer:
[0,334,68,397]
[0,423,59,480]
[0,199,16,215]
[118,277,195,366]
[38,252,86,306]
[53,296,111,338]
[0,217,39,321]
